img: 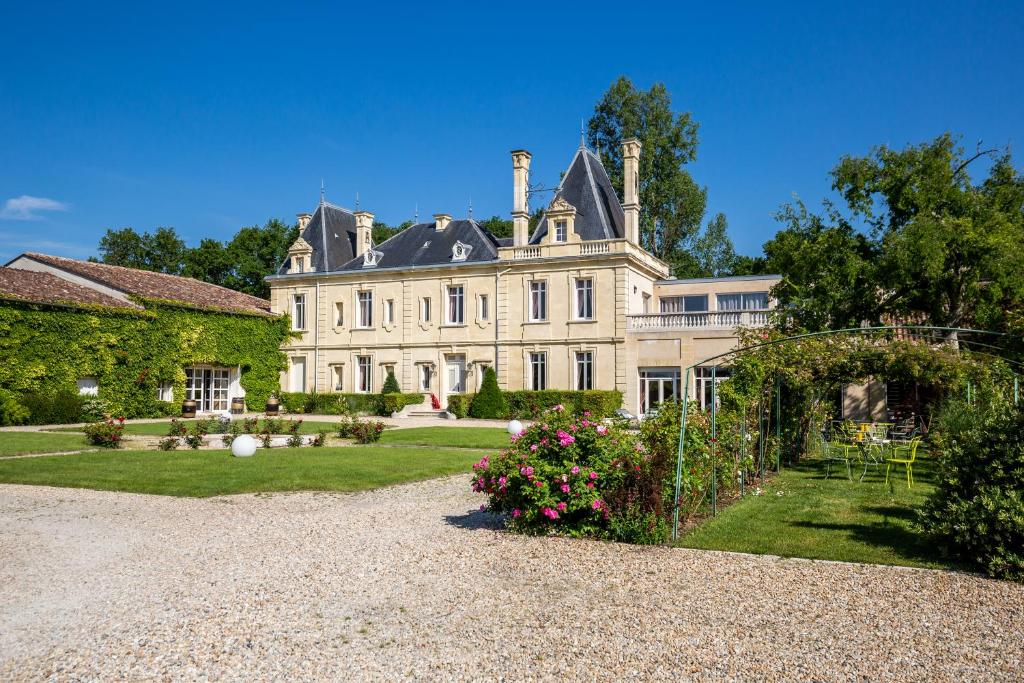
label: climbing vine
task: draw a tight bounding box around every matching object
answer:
[0,300,292,418]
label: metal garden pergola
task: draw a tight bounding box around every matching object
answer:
[670,325,1020,541]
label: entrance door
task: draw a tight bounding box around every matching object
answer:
[639,368,681,415]
[185,366,232,412]
[290,357,306,394]
[445,355,466,406]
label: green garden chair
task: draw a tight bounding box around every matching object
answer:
[820,433,857,480]
[885,436,922,488]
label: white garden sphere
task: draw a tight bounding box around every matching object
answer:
[231,434,257,457]
[507,419,524,435]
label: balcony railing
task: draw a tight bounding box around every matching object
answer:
[627,310,771,331]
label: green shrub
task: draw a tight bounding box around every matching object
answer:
[157,436,180,451]
[82,418,126,448]
[469,368,507,419]
[447,393,472,418]
[382,370,401,394]
[280,391,420,416]
[919,399,1024,581]
[0,389,30,426]
[349,419,385,444]
[21,390,86,425]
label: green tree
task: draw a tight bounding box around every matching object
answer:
[372,220,412,245]
[224,219,298,298]
[469,367,507,419]
[183,238,232,286]
[97,226,186,275]
[96,227,147,268]
[587,76,709,270]
[478,215,513,239]
[381,369,401,394]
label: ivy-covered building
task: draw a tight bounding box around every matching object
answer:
[0,253,292,418]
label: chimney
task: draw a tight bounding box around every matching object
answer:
[511,149,532,246]
[354,211,374,257]
[296,212,312,231]
[622,138,641,244]
[433,213,452,232]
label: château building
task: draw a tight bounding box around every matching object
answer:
[267,139,779,415]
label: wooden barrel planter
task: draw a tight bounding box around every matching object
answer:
[230,397,245,415]
[265,396,280,416]
[181,399,197,419]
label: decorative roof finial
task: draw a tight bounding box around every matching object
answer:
[355,191,360,210]
[580,119,586,149]
[468,196,473,219]
[414,202,419,223]
[320,179,325,205]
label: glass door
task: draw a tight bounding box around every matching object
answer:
[639,368,681,415]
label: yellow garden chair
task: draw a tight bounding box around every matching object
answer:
[885,437,922,488]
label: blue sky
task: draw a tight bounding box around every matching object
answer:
[2,1,1022,264]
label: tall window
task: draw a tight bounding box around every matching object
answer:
[575,278,594,320]
[717,292,769,311]
[335,301,344,326]
[333,366,344,391]
[357,356,372,393]
[447,285,465,324]
[357,291,373,327]
[420,365,432,391]
[554,219,567,242]
[292,294,306,330]
[421,297,431,322]
[479,294,489,321]
[384,299,395,325]
[530,352,546,390]
[696,367,731,410]
[529,281,547,321]
[575,351,594,390]
[660,295,708,313]
[642,293,651,313]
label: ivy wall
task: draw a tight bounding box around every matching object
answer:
[0,300,291,418]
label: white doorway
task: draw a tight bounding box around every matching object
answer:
[290,357,306,393]
[184,366,231,412]
[639,367,681,415]
[445,355,466,406]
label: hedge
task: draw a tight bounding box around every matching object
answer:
[279,391,423,416]
[0,299,291,420]
[448,390,622,420]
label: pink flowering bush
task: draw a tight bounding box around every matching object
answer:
[471,406,672,544]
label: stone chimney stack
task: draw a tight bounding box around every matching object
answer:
[511,149,532,246]
[296,212,313,231]
[433,213,452,232]
[354,211,374,257]
[622,138,641,245]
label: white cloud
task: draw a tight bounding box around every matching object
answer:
[0,195,70,220]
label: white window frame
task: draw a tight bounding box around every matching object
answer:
[478,294,489,321]
[421,297,431,323]
[384,299,395,325]
[446,285,465,325]
[554,219,567,242]
[574,278,594,320]
[419,365,432,391]
[333,365,344,391]
[529,281,547,322]
[529,352,547,390]
[356,356,372,393]
[77,377,98,396]
[357,291,373,328]
[157,382,174,402]
[292,293,306,331]
[335,301,344,327]
[575,351,594,390]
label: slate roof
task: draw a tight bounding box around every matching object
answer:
[337,219,501,271]
[0,267,143,310]
[13,253,273,316]
[530,146,626,244]
[277,201,357,274]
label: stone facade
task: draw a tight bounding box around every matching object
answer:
[267,141,780,415]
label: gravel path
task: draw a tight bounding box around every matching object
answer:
[1,479,1021,681]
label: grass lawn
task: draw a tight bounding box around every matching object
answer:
[380,426,510,450]
[677,457,953,570]
[0,432,93,456]
[56,419,341,436]
[0,446,482,497]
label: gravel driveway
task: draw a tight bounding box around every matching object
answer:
[1,478,1021,681]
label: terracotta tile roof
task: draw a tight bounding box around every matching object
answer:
[0,267,143,310]
[20,253,274,316]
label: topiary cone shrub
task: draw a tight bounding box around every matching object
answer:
[381,370,401,395]
[471,405,671,544]
[468,367,507,419]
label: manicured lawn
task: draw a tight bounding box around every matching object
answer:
[380,426,511,450]
[678,457,952,570]
[56,419,341,436]
[0,432,94,456]
[0,445,482,497]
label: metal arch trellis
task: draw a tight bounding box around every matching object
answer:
[669,325,1020,541]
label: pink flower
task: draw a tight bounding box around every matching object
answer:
[498,476,507,487]
[596,425,608,435]
[589,471,598,480]
[556,430,576,447]
[512,508,521,518]
[535,480,544,487]
[556,502,567,512]
[587,482,595,489]
[571,465,580,474]
[525,466,534,476]
[541,507,559,520]
[560,484,570,493]
[530,444,538,452]
[552,404,565,412]
[479,504,486,512]
[592,499,604,510]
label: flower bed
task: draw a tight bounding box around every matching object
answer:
[471,406,671,544]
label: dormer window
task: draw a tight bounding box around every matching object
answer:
[554,220,567,242]
[451,241,472,262]
[362,249,383,268]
